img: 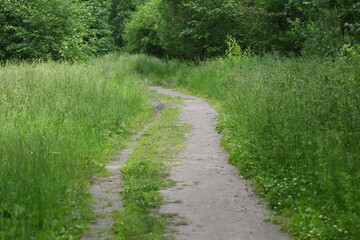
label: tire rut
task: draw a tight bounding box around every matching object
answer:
[82,114,159,240]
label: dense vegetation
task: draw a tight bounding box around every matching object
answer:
[1,0,359,239]
[121,0,359,59]
[1,0,359,61]
[0,54,151,239]
[135,43,360,239]
[0,0,115,61]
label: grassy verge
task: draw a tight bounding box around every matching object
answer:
[131,52,360,240]
[0,53,152,239]
[112,105,190,240]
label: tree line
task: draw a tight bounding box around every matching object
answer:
[0,0,113,61]
[1,0,359,61]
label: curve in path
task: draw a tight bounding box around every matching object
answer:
[150,86,290,240]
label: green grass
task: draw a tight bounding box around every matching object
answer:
[131,53,360,240]
[1,51,359,239]
[0,53,152,239]
[112,106,190,240]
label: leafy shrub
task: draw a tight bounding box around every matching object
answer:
[0,0,114,62]
[123,0,164,57]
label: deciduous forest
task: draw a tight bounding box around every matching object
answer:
[0,0,359,239]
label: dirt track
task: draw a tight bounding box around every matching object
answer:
[83,86,290,240]
[150,86,290,240]
[82,121,155,240]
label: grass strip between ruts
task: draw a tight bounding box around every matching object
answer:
[112,104,190,240]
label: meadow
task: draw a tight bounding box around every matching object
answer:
[0,51,359,239]
[0,54,152,239]
[1,0,359,239]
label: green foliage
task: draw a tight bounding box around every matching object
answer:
[340,44,360,83]
[225,37,242,57]
[120,0,359,58]
[110,0,151,48]
[0,54,151,239]
[0,0,114,61]
[2,0,359,60]
[0,0,82,61]
[131,55,182,85]
[159,0,242,60]
[122,0,245,60]
[82,0,115,56]
[110,0,137,48]
[287,0,360,56]
[156,0,198,60]
[123,0,164,57]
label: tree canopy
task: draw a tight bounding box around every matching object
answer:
[0,0,113,61]
[121,0,359,60]
[0,0,359,61]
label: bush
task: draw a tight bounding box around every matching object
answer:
[0,0,114,62]
[123,0,164,57]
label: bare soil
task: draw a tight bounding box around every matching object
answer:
[150,86,290,240]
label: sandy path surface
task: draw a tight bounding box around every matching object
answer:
[150,86,290,240]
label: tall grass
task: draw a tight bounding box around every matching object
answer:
[2,51,358,239]
[135,53,360,239]
[0,54,151,239]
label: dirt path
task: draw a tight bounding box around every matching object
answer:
[82,120,156,240]
[150,86,290,240]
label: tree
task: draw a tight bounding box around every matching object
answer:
[0,0,114,61]
[0,0,83,60]
[82,0,114,56]
[110,0,150,48]
[157,0,244,60]
[122,0,164,56]
[110,0,137,48]
[287,0,360,56]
